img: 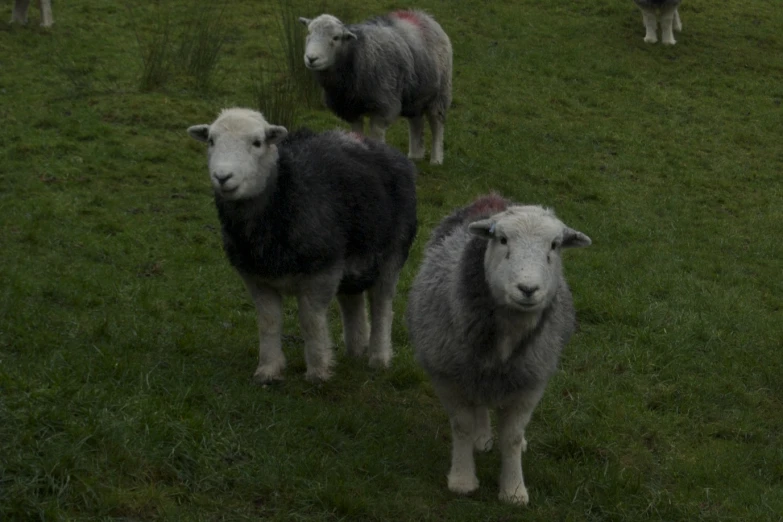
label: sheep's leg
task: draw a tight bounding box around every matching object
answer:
[673,8,682,32]
[350,119,364,135]
[366,267,399,369]
[297,284,337,382]
[39,0,53,27]
[640,8,658,44]
[242,276,286,383]
[407,116,426,160]
[337,293,369,357]
[11,0,31,24]
[367,115,389,143]
[426,110,445,165]
[660,6,678,45]
[496,389,544,505]
[434,381,479,494]
[474,406,493,452]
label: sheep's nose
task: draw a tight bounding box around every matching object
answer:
[214,173,233,186]
[517,284,539,298]
[306,55,317,65]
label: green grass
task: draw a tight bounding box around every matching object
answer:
[1,0,782,520]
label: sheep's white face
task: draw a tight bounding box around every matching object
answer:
[299,14,357,71]
[187,108,287,201]
[469,206,591,313]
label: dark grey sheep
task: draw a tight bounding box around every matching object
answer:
[299,10,452,164]
[633,0,683,44]
[406,194,591,504]
[188,108,417,382]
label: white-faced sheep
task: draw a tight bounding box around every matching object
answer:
[188,108,417,383]
[299,10,452,165]
[10,0,53,27]
[634,0,682,45]
[406,194,591,504]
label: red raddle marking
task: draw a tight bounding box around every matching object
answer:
[392,10,423,28]
[348,131,366,143]
[466,193,509,218]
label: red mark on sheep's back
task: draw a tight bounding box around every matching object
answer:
[348,131,365,142]
[392,10,423,27]
[467,193,509,218]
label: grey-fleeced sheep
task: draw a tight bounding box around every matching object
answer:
[10,0,53,27]
[634,0,683,45]
[406,194,591,505]
[188,108,417,383]
[299,10,452,164]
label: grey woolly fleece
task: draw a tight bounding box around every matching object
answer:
[405,195,578,406]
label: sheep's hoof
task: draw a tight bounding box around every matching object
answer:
[474,433,494,452]
[448,473,479,495]
[305,366,332,383]
[429,157,443,166]
[252,364,285,384]
[662,38,676,46]
[408,151,426,161]
[643,35,658,44]
[346,344,368,358]
[499,486,529,505]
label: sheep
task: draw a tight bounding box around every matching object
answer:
[406,194,591,504]
[10,0,53,27]
[298,10,452,165]
[634,0,683,45]
[187,108,417,382]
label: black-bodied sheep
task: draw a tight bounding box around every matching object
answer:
[187,108,417,382]
[299,10,452,164]
[633,0,683,45]
[406,194,591,504]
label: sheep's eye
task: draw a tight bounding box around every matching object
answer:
[252,139,262,148]
[332,35,340,42]
[499,237,507,245]
[551,241,558,250]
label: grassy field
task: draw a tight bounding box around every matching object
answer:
[1,0,782,520]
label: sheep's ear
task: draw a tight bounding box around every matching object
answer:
[562,227,591,249]
[468,219,495,239]
[188,124,210,143]
[265,125,288,145]
[298,17,311,26]
[342,29,357,41]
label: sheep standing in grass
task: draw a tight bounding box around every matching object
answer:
[10,0,53,27]
[406,194,591,504]
[634,0,682,45]
[187,108,417,382]
[299,10,452,165]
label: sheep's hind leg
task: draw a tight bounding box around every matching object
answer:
[660,6,678,44]
[426,110,445,165]
[496,389,544,505]
[474,406,493,452]
[366,261,401,369]
[368,115,391,143]
[11,0,31,23]
[434,382,480,494]
[337,293,369,357]
[39,0,53,27]
[298,276,339,382]
[673,8,682,32]
[242,276,286,383]
[640,8,658,43]
[407,116,426,160]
